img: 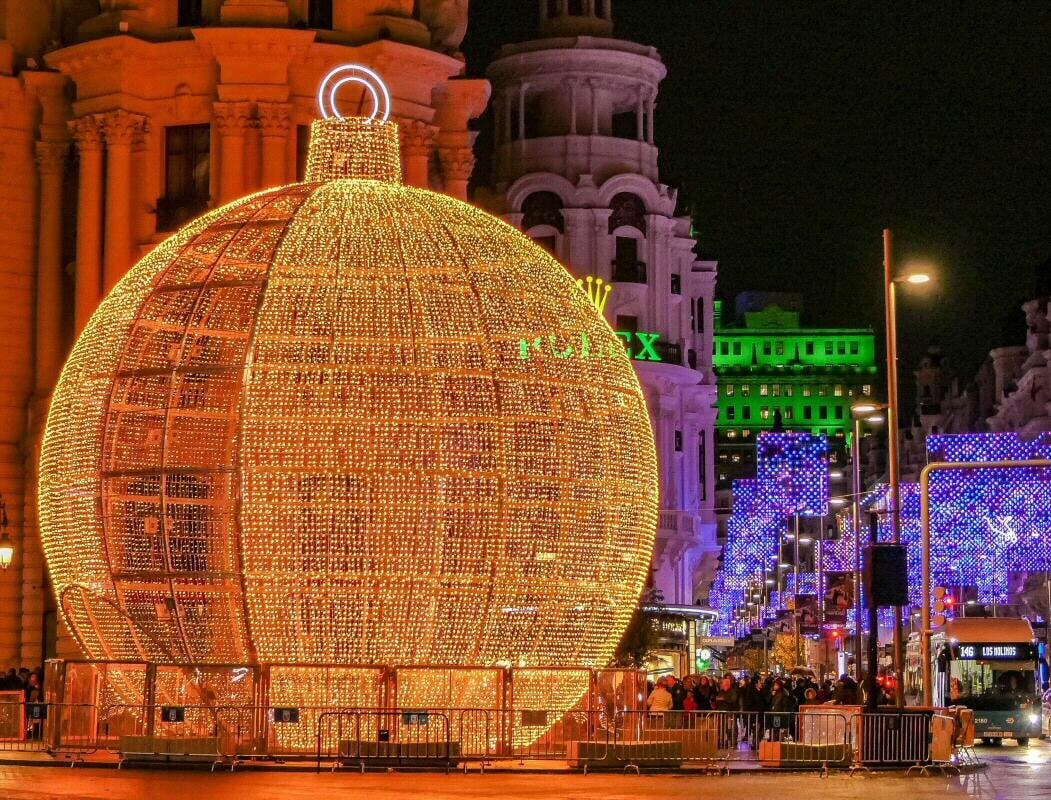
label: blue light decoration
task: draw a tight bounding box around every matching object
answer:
[856,432,1051,607]
[756,432,831,517]
[924,432,1051,604]
[711,432,831,635]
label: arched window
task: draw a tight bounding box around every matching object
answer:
[608,192,646,234]
[522,191,565,233]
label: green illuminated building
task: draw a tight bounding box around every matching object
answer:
[714,293,878,488]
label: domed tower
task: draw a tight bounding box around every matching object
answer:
[486,3,719,616]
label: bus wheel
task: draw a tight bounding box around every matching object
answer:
[1016,738,1029,747]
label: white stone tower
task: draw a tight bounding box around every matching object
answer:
[485,0,720,610]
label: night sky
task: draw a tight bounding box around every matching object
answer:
[464,2,1051,410]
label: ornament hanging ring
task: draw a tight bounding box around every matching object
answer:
[318,64,392,123]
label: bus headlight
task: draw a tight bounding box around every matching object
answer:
[1027,713,1039,725]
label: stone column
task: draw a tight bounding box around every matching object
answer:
[568,80,579,135]
[401,120,438,189]
[517,83,527,141]
[34,140,68,393]
[69,116,105,334]
[592,210,612,281]
[257,103,291,188]
[645,91,656,145]
[502,89,513,144]
[438,147,475,201]
[588,80,600,134]
[562,208,592,274]
[636,90,645,142]
[214,101,253,202]
[101,110,147,293]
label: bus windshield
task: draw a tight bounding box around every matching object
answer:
[950,659,1037,711]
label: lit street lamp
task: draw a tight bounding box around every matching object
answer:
[0,497,11,570]
[850,399,887,683]
[882,228,933,706]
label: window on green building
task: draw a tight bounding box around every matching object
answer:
[819,406,829,420]
[802,386,812,397]
[760,384,769,396]
[742,407,752,420]
[742,385,751,397]
[850,341,859,355]
[837,342,846,355]
[763,342,772,355]
[834,385,843,396]
[825,341,833,355]
[772,384,781,397]
[727,407,735,420]
[775,341,785,355]
[720,342,729,355]
[784,385,793,397]
[784,408,793,420]
[761,407,770,420]
[804,406,812,420]
[725,384,734,396]
[863,384,872,395]
[732,341,742,355]
[835,406,844,419]
[806,341,815,355]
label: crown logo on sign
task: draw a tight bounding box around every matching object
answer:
[576,275,612,315]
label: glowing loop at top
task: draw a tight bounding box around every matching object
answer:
[317,64,392,123]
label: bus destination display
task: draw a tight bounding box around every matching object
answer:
[955,643,1036,661]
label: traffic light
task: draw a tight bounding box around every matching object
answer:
[933,586,954,627]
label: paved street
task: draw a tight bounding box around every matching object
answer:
[0,742,1046,800]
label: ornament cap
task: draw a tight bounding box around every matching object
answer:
[305,64,402,184]
[305,117,402,183]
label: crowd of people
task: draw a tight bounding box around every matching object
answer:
[0,666,44,703]
[644,671,886,744]
[646,671,886,715]
[0,666,46,740]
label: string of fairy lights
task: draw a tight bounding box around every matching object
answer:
[38,65,659,728]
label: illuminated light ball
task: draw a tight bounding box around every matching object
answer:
[38,98,658,691]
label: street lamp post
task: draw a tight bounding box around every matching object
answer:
[881,228,931,707]
[851,414,864,678]
[849,401,885,683]
[793,514,801,666]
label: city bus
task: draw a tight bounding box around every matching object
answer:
[929,617,1042,746]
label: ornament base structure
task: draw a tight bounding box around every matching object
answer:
[38,110,659,724]
[45,658,647,755]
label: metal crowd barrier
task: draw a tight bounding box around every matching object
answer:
[612,709,853,773]
[0,699,45,752]
[316,709,454,772]
[853,710,931,770]
[0,697,981,775]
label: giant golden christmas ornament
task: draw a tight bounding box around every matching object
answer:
[39,67,657,686]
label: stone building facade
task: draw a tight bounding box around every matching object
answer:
[0,0,488,667]
[483,0,720,608]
